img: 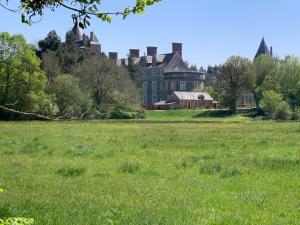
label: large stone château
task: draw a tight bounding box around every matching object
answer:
[65,25,275,108]
[112,43,206,105]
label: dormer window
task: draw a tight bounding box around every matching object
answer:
[175,67,180,72]
[198,95,205,101]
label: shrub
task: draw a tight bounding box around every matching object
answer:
[291,108,300,120]
[260,90,283,119]
[274,102,292,120]
[109,104,145,119]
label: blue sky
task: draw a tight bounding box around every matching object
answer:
[1,0,300,67]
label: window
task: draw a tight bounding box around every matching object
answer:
[193,81,199,90]
[141,70,146,76]
[152,95,157,104]
[152,81,157,95]
[143,82,147,104]
[170,81,176,91]
[180,81,186,91]
[175,67,180,72]
[200,82,204,91]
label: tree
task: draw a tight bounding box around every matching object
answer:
[127,55,141,87]
[72,54,138,109]
[0,32,52,117]
[1,0,162,27]
[218,56,256,112]
[276,56,300,110]
[41,50,61,87]
[51,74,91,116]
[38,30,61,53]
[189,64,198,71]
[296,81,300,106]
[260,90,291,120]
[253,55,277,106]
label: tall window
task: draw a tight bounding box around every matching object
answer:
[170,81,176,91]
[152,95,157,104]
[180,81,186,91]
[193,81,199,90]
[143,82,147,104]
[152,81,157,94]
[151,81,157,104]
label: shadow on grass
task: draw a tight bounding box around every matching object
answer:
[192,108,261,118]
[192,110,234,118]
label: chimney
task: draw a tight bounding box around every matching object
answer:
[172,42,182,56]
[109,52,118,62]
[270,46,273,57]
[129,49,140,58]
[147,46,157,56]
[152,56,157,67]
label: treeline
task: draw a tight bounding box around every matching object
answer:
[205,55,300,120]
[0,31,144,120]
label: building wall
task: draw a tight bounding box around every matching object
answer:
[141,70,205,105]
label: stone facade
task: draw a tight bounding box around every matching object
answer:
[117,43,205,105]
[167,92,214,109]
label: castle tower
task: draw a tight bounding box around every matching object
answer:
[88,31,101,53]
[254,37,272,60]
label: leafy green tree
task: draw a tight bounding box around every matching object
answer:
[0,32,52,116]
[72,54,138,110]
[253,55,277,106]
[218,56,256,112]
[260,90,283,119]
[127,55,141,87]
[1,0,162,27]
[41,50,61,87]
[38,30,61,53]
[51,74,91,116]
[296,81,300,106]
[274,101,292,120]
[276,56,300,109]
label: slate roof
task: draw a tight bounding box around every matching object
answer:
[89,31,99,43]
[254,38,272,59]
[173,92,214,101]
[70,23,84,41]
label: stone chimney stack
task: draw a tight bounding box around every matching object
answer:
[172,42,182,56]
[152,56,157,67]
[147,46,157,56]
[129,49,140,58]
[109,52,118,62]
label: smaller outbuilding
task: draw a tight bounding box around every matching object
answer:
[167,91,214,109]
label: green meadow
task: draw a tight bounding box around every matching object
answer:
[0,111,299,225]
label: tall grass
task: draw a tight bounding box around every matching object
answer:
[0,120,299,225]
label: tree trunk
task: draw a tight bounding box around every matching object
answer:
[4,69,10,104]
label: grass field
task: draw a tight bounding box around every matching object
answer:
[0,112,299,225]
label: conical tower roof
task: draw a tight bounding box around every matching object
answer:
[71,22,84,41]
[90,31,99,43]
[254,37,272,60]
